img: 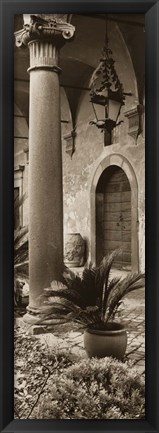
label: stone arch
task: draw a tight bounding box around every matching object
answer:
[90,154,139,271]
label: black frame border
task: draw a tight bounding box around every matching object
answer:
[0,1,159,432]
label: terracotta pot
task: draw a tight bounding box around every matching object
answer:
[84,322,127,360]
[64,233,85,267]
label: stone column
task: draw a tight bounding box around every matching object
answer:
[15,15,75,322]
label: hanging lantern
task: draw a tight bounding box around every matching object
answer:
[89,17,131,135]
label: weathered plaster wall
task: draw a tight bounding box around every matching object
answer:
[63,130,145,271]
[62,25,145,271]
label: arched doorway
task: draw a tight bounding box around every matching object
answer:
[96,165,131,269]
[90,154,139,272]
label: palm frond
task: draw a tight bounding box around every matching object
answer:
[73,307,101,327]
[81,266,98,304]
[82,265,96,281]
[14,225,28,245]
[84,261,95,270]
[34,298,83,326]
[107,277,122,296]
[106,273,145,322]
[96,249,122,315]
[63,266,77,282]
[44,297,82,314]
[63,266,99,307]
[44,287,88,309]
[14,240,28,265]
[36,302,100,328]
[63,272,83,291]
[35,250,145,330]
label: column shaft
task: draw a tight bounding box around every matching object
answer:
[14,15,75,321]
[28,59,63,310]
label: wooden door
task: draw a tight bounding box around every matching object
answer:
[96,166,131,269]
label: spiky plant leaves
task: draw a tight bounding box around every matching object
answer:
[33,298,85,326]
[63,273,83,292]
[63,265,100,308]
[49,276,97,309]
[35,250,145,330]
[96,249,122,315]
[14,225,28,247]
[44,281,87,309]
[50,280,67,290]
[81,266,98,306]
[45,297,82,314]
[14,192,28,253]
[99,276,122,320]
[63,266,77,283]
[44,283,66,296]
[42,294,101,328]
[14,240,28,265]
[107,277,122,296]
[84,260,95,270]
[47,289,87,308]
[106,272,145,322]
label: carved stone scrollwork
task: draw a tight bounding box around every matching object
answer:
[124,105,144,142]
[15,14,75,48]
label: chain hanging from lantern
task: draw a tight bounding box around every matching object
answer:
[89,16,131,135]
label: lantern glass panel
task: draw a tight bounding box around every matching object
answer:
[92,102,106,121]
[108,99,122,122]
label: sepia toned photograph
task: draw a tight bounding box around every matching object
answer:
[14,13,145,420]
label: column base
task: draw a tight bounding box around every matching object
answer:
[23,305,42,324]
[23,305,60,327]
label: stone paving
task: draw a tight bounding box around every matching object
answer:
[119,310,145,375]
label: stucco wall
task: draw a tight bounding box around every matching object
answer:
[62,126,145,272]
[62,30,145,271]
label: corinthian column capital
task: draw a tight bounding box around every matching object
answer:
[15,14,75,48]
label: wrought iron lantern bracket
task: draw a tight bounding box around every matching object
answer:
[89,18,132,136]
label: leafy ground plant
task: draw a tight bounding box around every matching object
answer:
[14,324,75,419]
[14,324,145,420]
[34,356,145,419]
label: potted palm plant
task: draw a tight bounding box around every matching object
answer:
[38,250,145,360]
